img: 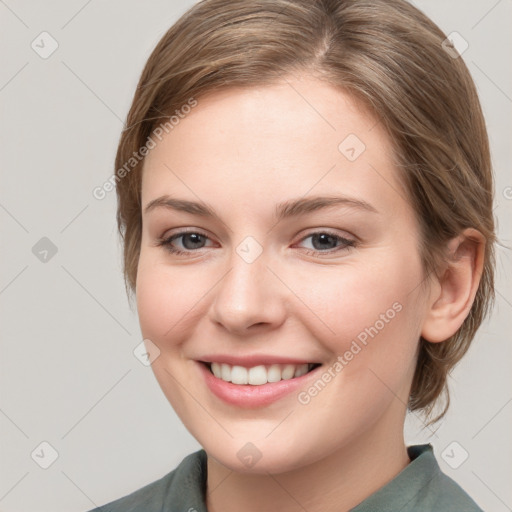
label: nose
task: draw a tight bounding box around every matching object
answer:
[208,247,287,334]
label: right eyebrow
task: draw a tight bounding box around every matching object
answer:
[144,196,218,217]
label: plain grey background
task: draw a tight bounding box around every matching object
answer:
[0,1,511,511]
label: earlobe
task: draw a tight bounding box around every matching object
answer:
[421,228,485,343]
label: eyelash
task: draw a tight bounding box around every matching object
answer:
[155,229,357,257]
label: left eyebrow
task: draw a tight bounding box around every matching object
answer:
[275,195,378,220]
[143,194,378,220]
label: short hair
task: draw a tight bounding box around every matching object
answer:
[113,0,496,422]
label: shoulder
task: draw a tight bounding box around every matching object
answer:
[401,444,484,512]
[84,450,207,512]
[351,444,484,512]
[428,469,484,511]
[85,471,172,512]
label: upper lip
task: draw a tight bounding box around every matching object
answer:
[197,354,320,367]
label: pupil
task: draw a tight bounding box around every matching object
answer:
[183,233,204,249]
[312,233,336,250]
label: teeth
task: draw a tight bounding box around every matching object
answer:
[248,365,267,385]
[231,365,248,384]
[208,362,315,385]
[221,363,231,381]
[267,364,282,383]
[281,364,296,380]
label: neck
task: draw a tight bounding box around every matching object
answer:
[205,412,410,512]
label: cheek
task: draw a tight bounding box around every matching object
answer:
[289,253,424,361]
[135,254,216,345]
[136,265,166,339]
[286,258,424,431]
[135,258,204,416]
[136,258,184,343]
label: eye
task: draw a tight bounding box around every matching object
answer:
[295,231,356,255]
[156,230,214,255]
[155,229,356,257]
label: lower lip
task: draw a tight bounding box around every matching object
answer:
[197,361,321,408]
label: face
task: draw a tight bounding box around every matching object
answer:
[136,74,431,474]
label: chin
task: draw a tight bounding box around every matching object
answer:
[202,434,328,475]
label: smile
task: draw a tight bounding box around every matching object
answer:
[197,360,323,408]
[205,362,321,385]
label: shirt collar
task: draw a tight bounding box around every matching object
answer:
[164,444,438,512]
[350,444,440,511]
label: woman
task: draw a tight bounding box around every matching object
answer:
[89,0,495,510]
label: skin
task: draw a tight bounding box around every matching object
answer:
[136,74,484,512]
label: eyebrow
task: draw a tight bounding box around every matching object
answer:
[143,194,378,221]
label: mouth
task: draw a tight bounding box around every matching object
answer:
[200,361,322,386]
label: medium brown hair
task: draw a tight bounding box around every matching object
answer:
[113,0,496,422]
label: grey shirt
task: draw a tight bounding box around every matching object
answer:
[86,444,483,511]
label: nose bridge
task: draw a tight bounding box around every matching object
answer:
[210,237,285,331]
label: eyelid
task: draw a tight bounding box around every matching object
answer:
[160,228,215,248]
[293,229,357,255]
[296,227,356,242]
[165,227,211,237]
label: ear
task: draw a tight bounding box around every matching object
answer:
[421,228,485,343]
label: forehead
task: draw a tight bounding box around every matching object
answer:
[141,75,408,215]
